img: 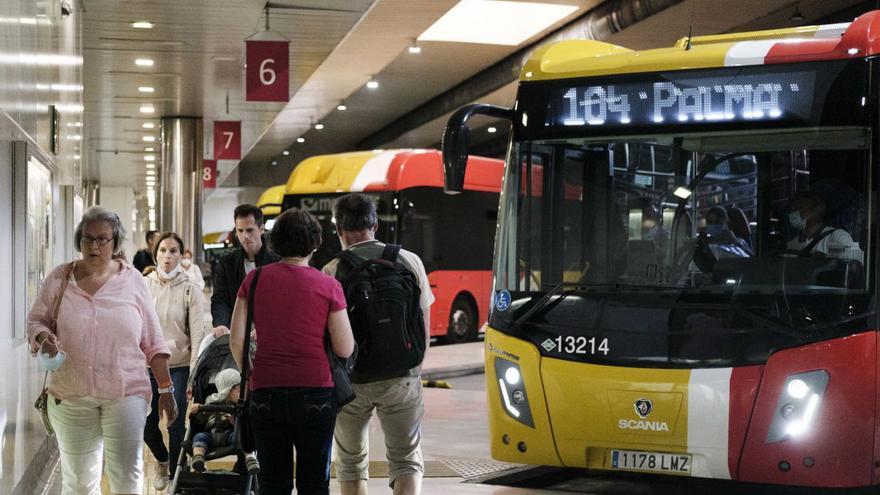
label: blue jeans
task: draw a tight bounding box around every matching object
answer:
[249,387,336,495]
[192,430,234,451]
[144,367,190,466]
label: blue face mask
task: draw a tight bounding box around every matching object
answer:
[705,224,725,238]
[789,211,806,230]
[37,341,66,372]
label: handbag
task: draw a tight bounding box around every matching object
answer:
[234,267,262,453]
[33,261,75,436]
[327,339,357,411]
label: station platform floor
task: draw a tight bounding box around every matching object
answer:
[49,339,561,494]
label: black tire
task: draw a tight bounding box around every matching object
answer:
[444,296,478,344]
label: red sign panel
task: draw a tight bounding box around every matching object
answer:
[246,40,290,102]
[203,159,217,189]
[213,121,241,160]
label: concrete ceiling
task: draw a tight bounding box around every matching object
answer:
[80,0,873,198]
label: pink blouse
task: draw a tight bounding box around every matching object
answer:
[27,261,170,403]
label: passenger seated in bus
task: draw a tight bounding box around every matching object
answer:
[189,368,259,475]
[786,192,861,261]
[703,206,753,258]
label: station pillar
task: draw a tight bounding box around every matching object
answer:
[159,117,203,262]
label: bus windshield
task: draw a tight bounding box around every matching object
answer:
[493,127,874,362]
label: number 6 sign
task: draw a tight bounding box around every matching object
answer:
[246,40,290,102]
[213,121,241,160]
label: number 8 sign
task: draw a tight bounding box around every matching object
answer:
[246,40,290,102]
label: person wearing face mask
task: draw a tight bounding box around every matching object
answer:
[142,232,207,489]
[786,192,856,258]
[180,249,205,291]
[27,206,176,495]
[703,206,752,257]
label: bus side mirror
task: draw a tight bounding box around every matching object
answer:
[442,103,515,194]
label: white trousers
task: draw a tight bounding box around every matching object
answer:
[48,395,149,494]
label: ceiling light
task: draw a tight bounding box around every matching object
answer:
[366,79,379,89]
[138,86,154,93]
[73,154,81,160]
[314,123,324,130]
[487,126,497,133]
[337,103,347,111]
[143,135,156,142]
[146,163,155,169]
[271,160,278,166]
[142,122,155,129]
[66,121,82,127]
[282,150,290,156]
[131,21,154,29]
[146,170,156,176]
[144,147,154,152]
[418,0,578,46]
[144,155,155,161]
[135,58,154,67]
[139,105,155,113]
[67,134,82,141]
[296,137,305,143]
[408,42,421,54]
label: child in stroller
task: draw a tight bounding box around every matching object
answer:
[189,368,259,475]
[169,334,258,494]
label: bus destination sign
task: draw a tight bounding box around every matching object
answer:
[549,71,816,128]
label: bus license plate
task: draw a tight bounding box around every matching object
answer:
[610,450,691,474]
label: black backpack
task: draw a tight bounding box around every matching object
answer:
[335,244,426,381]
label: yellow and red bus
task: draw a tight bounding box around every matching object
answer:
[283,149,504,343]
[444,11,880,488]
[256,184,286,230]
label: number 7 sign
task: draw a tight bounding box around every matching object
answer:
[213,121,241,160]
[246,40,290,102]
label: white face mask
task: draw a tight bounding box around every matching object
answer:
[180,259,192,268]
[156,265,181,279]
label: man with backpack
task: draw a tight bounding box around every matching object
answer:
[322,193,434,495]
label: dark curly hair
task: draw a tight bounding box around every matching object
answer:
[269,208,322,257]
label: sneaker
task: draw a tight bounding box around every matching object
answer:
[245,455,260,476]
[191,454,206,473]
[154,462,169,490]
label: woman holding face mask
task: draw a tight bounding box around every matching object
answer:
[180,248,205,291]
[142,232,207,489]
[27,206,176,495]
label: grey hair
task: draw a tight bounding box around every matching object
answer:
[74,206,127,254]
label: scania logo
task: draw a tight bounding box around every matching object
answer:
[634,398,653,418]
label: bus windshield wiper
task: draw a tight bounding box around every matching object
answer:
[510,282,568,333]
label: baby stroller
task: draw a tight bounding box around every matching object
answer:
[169,334,258,494]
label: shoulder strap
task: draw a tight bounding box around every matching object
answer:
[381,244,401,263]
[800,228,837,256]
[337,250,364,274]
[238,266,262,396]
[50,261,76,336]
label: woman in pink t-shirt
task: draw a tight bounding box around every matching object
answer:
[230,208,354,495]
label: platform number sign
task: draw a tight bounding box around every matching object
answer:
[246,40,290,102]
[203,159,217,189]
[213,121,241,160]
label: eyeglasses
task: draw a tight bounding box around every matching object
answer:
[81,235,113,247]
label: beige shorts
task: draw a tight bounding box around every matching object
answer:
[333,375,424,486]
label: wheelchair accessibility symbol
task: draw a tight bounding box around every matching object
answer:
[495,290,511,311]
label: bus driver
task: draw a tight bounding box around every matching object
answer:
[786,192,859,260]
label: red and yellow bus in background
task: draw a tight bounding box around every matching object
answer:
[283,149,503,343]
[445,11,880,488]
[256,184,286,230]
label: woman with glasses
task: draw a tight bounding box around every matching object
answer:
[142,232,207,489]
[27,206,177,495]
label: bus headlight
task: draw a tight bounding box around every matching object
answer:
[494,358,534,428]
[766,370,829,443]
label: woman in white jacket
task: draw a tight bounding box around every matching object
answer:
[143,232,207,490]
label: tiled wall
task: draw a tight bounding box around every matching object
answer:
[0,0,83,492]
